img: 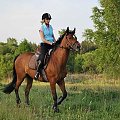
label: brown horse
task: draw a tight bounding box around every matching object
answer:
[3,27,80,112]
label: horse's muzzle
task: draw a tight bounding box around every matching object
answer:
[71,42,81,52]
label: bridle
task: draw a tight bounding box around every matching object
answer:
[59,35,78,51]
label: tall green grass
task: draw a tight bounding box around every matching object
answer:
[0,74,120,120]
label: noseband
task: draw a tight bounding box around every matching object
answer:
[59,35,78,50]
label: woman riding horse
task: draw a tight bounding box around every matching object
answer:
[34,13,56,80]
[3,27,80,112]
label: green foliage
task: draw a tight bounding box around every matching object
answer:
[82,52,97,73]
[0,43,11,55]
[0,38,37,80]
[67,52,76,73]
[74,54,84,73]
[0,38,17,80]
[83,0,120,77]
[14,39,35,56]
[80,40,97,54]
[7,38,18,46]
[58,29,66,35]
[100,0,120,37]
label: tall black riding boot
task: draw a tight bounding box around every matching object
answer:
[40,69,48,81]
[34,61,41,80]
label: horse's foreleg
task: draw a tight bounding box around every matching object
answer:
[25,76,33,105]
[57,80,67,105]
[50,82,59,112]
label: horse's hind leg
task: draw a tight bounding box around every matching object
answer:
[57,80,67,105]
[25,75,33,105]
[15,76,24,106]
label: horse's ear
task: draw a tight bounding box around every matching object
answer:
[72,28,76,35]
[66,27,69,34]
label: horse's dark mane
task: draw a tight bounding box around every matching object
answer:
[55,32,66,46]
[55,30,75,46]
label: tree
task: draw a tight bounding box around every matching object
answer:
[82,52,97,73]
[14,39,35,56]
[0,38,38,80]
[83,0,120,77]
[74,54,84,73]
[7,38,18,54]
[66,52,76,73]
[0,43,10,55]
[80,40,97,54]
[58,29,66,36]
[7,38,18,45]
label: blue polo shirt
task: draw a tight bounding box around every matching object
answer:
[40,23,54,43]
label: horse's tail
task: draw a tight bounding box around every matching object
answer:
[3,55,19,94]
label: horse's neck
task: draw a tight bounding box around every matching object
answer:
[53,49,69,71]
[54,39,70,67]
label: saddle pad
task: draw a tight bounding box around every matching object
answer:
[28,55,38,70]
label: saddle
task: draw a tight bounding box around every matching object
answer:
[28,47,52,70]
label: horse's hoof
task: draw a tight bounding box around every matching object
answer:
[25,104,30,108]
[54,108,59,113]
[27,103,30,106]
[25,101,30,106]
[25,103,30,107]
[16,104,20,108]
[16,99,21,104]
[52,106,59,113]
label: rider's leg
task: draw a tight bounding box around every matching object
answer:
[34,44,47,80]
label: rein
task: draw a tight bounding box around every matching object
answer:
[59,46,69,50]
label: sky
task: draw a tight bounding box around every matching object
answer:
[0,0,99,44]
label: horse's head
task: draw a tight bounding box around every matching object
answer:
[60,27,80,52]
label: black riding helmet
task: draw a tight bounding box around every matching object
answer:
[42,13,52,20]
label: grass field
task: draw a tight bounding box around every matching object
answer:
[0,74,120,120]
